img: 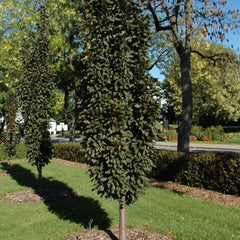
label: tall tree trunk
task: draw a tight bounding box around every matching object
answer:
[69,88,79,142]
[64,86,79,143]
[119,200,127,240]
[64,87,70,125]
[69,118,76,142]
[178,51,193,152]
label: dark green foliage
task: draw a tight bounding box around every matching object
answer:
[0,142,26,160]
[2,89,19,162]
[18,6,54,174]
[53,143,85,163]
[79,0,160,205]
[152,150,240,195]
[150,150,187,180]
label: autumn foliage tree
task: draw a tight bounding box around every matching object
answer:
[19,5,54,183]
[143,0,240,152]
[79,0,160,239]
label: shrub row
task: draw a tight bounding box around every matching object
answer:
[157,125,230,141]
[151,150,240,195]
[1,142,239,195]
[53,143,85,163]
[0,142,26,160]
[0,142,85,163]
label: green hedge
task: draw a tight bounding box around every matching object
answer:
[0,142,85,163]
[53,143,85,163]
[0,142,26,160]
[1,142,239,195]
[151,150,240,195]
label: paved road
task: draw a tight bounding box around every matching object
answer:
[51,135,240,154]
[50,134,80,143]
[154,141,240,154]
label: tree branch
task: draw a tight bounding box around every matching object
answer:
[147,1,172,32]
[191,50,228,66]
[147,49,170,71]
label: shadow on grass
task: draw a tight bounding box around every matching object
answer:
[1,162,111,230]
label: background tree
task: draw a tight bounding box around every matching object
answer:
[162,39,240,127]
[18,5,54,183]
[143,0,240,152]
[0,0,84,141]
[3,89,18,168]
[79,0,160,239]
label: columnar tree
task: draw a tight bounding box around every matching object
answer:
[79,1,160,239]
[19,5,54,182]
[3,89,18,168]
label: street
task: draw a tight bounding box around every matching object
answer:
[51,135,240,154]
[154,141,240,154]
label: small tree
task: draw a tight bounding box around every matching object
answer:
[3,89,18,168]
[79,1,160,239]
[19,5,54,183]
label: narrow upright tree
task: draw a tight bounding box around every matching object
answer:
[79,1,160,239]
[3,89,18,168]
[19,5,54,183]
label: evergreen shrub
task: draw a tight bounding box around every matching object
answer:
[150,150,187,180]
[0,142,26,160]
[151,150,240,195]
[53,143,85,163]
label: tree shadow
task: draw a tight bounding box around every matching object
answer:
[0,162,8,171]
[3,163,111,230]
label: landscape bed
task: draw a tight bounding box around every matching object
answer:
[0,159,240,240]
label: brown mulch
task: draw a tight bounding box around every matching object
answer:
[0,189,79,204]
[149,179,240,209]
[65,229,172,240]
[1,158,240,239]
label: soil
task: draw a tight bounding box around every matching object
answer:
[1,158,239,239]
[64,229,172,240]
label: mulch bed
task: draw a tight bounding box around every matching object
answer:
[65,229,172,240]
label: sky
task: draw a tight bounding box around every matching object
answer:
[149,0,240,81]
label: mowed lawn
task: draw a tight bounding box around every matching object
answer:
[0,160,239,240]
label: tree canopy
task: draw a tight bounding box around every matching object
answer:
[18,5,54,182]
[143,0,240,152]
[162,39,240,127]
[79,0,160,239]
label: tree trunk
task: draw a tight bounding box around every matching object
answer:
[119,200,127,240]
[64,86,79,143]
[69,88,79,143]
[38,166,42,188]
[69,118,76,142]
[0,119,5,137]
[177,51,193,152]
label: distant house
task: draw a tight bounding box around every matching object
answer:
[56,122,68,132]
[2,110,68,135]
[49,118,57,135]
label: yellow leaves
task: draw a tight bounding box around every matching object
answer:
[143,219,153,227]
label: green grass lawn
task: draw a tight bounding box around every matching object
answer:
[0,160,240,240]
